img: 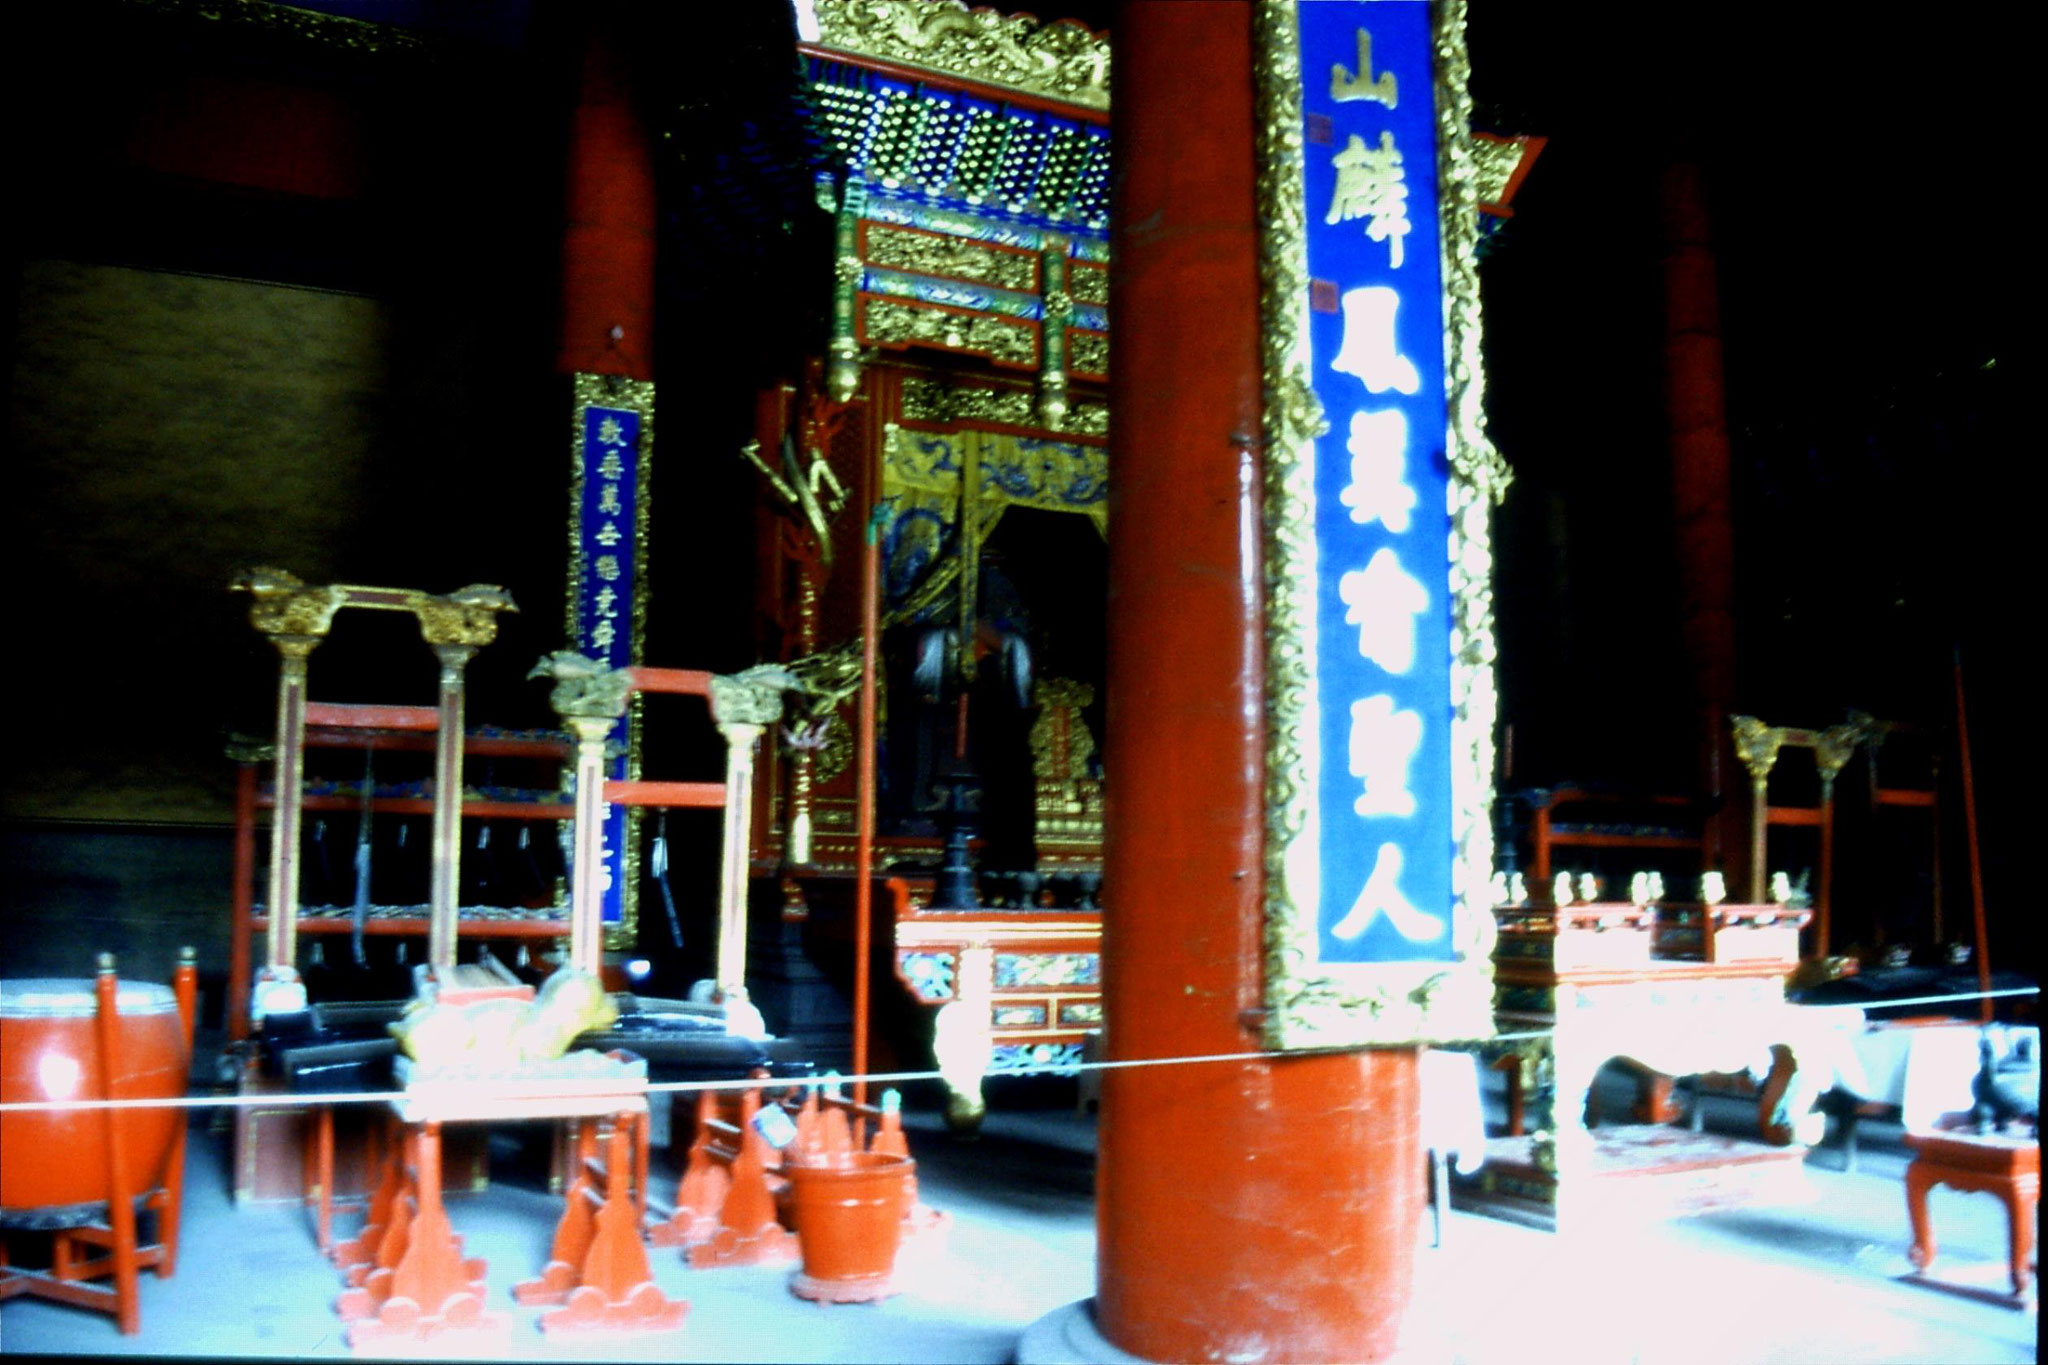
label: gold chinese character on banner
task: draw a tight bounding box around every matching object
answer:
[1326,131,1411,269]
[1330,29,1396,107]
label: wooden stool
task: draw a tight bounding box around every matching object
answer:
[1903,1126,2038,1305]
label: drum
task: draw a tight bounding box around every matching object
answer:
[0,978,188,1217]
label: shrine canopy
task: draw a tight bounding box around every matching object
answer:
[793,0,1113,628]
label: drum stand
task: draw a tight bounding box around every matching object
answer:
[0,950,198,1335]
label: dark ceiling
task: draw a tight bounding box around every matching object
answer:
[5,1,2020,907]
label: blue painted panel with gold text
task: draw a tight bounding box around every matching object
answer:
[1297,1,1455,964]
[574,405,641,927]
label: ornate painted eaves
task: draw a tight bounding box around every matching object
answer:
[805,0,1110,112]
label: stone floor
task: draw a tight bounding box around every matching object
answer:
[0,1079,2035,1363]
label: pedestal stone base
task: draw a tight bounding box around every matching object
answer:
[1017,1300,1152,1365]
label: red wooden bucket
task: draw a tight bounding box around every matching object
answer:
[786,1151,915,1302]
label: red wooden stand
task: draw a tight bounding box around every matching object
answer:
[333,1116,404,1283]
[514,1110,686,1334]
[335,1121,496,1348]
[650,1087,751,1249]
[685,1086,798,1269]
[1904,1126,2038,1306]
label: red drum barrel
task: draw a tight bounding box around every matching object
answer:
[0,978,188,1216]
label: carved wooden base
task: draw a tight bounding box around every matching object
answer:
[541,1280,688,1333]
[514,1113,686,1336]
[675,1087,799,1268]
[646,1162,723,1248]
[333,1122,495,1349]
[686,1221,799,1269]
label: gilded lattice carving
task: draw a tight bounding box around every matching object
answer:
[1030,678,1103,835]
[1470,134,1529,207]
[864,297,1036,365]
[867,225,1038,291]
[1066,402,1108,438]
[811,0,1110,112]
[125,0,431,56]
[1066,330,1107,376]
[1030,679,1096,782]
[900,377,1107,442]
[902,377,1037,427]
[1068,263,1108,306]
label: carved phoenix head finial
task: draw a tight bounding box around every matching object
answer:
[529,651,633,720]
[445,584,518,612]
[229,565,344,643]
[230,565,308,597]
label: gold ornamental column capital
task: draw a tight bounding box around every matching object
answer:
[1729,714,1787,786]
[1730,713,1786,904]
[1813,720,1864,803]
[708,665,798,733]
[414,583,518,650]
[232,566,345,657]
[530,650,636,723]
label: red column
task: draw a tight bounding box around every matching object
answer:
[1098,5,1419,1361]
[556,23,656,382]
[1660,163,1740,880]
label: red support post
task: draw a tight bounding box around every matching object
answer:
[1660,162,1741,887]
[228,764,257,1042]
[555,21,656,383]
[1095,6,1422,1361]
[92,960,142,1335]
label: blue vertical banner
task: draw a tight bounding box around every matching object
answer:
[1298,0,1454,966]
[569,374,655,943]
[1257,0,1507,1049]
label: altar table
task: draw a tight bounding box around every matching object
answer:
[1475,960,1863,1232]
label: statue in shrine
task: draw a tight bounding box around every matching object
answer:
[906,555,1037,908]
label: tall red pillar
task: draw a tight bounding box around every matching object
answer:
[1660,163,1739,880]
[1095,5,1420,1361]
[556,22,656,382]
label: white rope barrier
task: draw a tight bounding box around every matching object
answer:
[1,986,2034,1116]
